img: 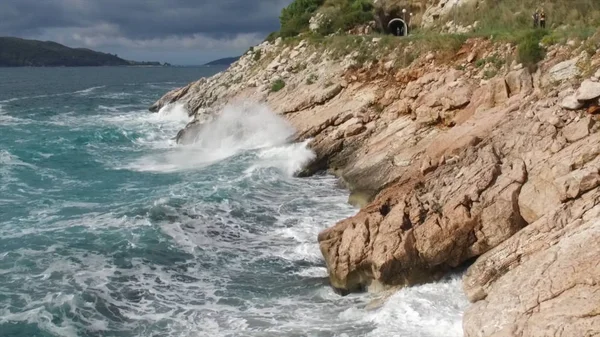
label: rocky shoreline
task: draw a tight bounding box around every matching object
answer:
[151,32,600,336]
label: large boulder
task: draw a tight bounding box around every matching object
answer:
[560,94,584,110]
[548,58,581,82]
[576,79,600,101]
[318,146,527,292]
[505,68,533,96]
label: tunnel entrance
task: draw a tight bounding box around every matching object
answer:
[388,18,408,36]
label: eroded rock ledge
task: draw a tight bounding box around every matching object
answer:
[151,34,600,336]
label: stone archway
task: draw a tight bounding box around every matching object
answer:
[387,18,408,36]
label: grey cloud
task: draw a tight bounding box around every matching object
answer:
[0,0,291,57]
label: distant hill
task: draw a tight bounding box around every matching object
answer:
[203,56,240,66]
[0,37,163,67]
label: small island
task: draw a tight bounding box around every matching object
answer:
[203,56,240,66]
[0,37,166,67]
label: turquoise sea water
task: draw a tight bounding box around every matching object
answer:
[0,67,466,337]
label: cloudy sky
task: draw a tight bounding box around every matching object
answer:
[0,0,292,65]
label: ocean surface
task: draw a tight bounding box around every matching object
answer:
[0,66,467,337]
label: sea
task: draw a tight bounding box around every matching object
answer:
[0,66,467,337]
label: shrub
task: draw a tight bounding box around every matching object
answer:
[316,0,375,36]
[271,79,286,92]
[517,30,547,70]
[483,69,497,79]
[253,49,262,61]
[306,73,318,84]
[279,0,324,37]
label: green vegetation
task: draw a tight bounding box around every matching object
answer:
[315,0,375,35]
[271,79,286,92]
[203,57,240,66]
[279,0,324,38]
[483,69,497,79]
[475,54,505,69]
[277,0,374,38]
[261,0,600,75]
[450,0,600,33]
[253,49,262,61]
[306,73,319,84]
[0,37,160,67]
[517,30,547,69]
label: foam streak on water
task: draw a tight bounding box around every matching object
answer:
[0,67,467,337]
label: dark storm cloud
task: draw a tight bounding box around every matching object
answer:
[0,0,291,54]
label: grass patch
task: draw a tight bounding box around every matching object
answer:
[271,79,286,92]
[483,69,497,79]
[449,0,600,33]
[306,73,319,84]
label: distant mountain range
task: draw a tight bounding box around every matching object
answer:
[0,37,167,67]
[203,56,240,66]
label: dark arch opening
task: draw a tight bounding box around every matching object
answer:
[387,18,408,37]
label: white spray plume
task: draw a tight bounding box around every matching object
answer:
[155,103,191,123]
[128,102,315,175]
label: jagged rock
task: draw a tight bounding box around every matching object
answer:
[345,123,366,137]
[420,156,437,174]
[562,117,594,143]
[441,84,472,110]
[467,52,476,63]
[414,106,440,126]
[464,201,600,337]
[489,78,509,106]
[576,79,600,101]
[548,58,581,82]
[319,146,526,293]
[560,95,584,110]
[505,68,532,96]
[402,81,422,99]
[518,177,562,224]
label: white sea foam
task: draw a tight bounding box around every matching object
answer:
[0,105,28,125]
[74,85,105,95]
[0,85,106,106]
[364,276,467,337]
[127,102,312,174]
[156,103,191,123]
[0,150,36,169]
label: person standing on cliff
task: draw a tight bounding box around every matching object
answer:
[540,10,546,29]
[532,10,539,28]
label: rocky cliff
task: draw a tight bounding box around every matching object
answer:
[150,29,600,336]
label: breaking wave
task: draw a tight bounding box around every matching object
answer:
[127,103,315,175]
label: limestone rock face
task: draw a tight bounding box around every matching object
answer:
[319,133,529,292]
[149,34,600,337]
[463,199,600,337]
